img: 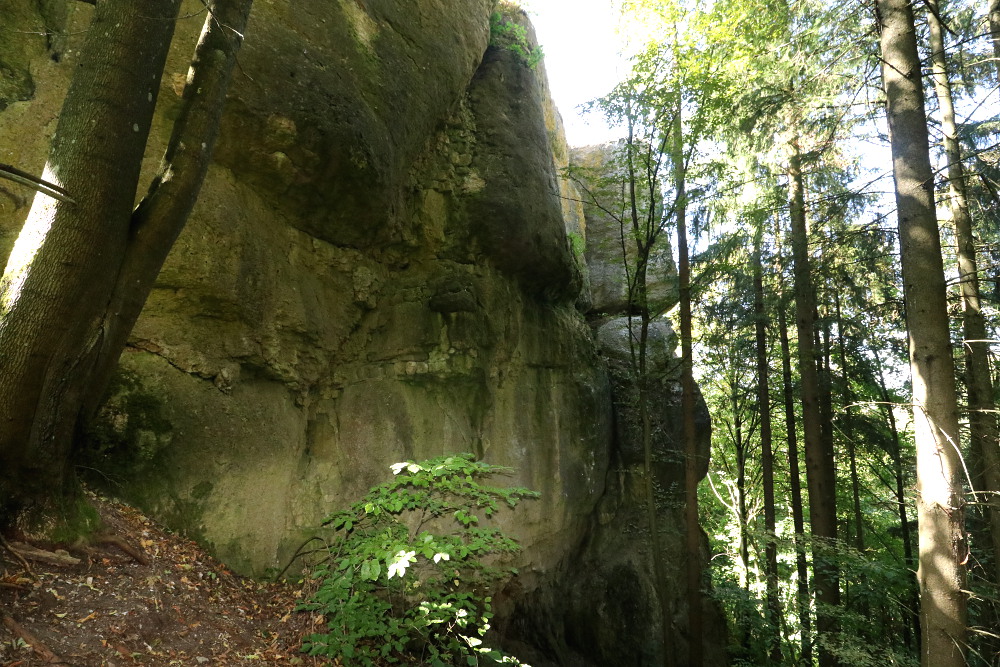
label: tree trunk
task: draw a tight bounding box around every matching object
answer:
[674,93,704,667]
[778,277,813,666]
[878,1,968,663]
[623,110,674,667]
[753,227,782,663]
[834,293,864,554]
[87,0,256,415]
[0,0,183,518]
[734,394,750,591]
[788,127,840,665]
[990,0,1000,81]
[0,0,254,523]
[928,0,1000,589]
[818,309,836,500]
[874,350,920,652]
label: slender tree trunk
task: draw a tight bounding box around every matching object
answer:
[846,440,864,548]
[928,0,1000,588]
[834,293,865,554]
[788,127,840,665]
[778,287,813,666]
[874,350,920,652]
[753,228,782,663]
[818,310,836,493]
[673,93,704,667]
[878,1,968,663]
[623,111,674,667]
[734,398,750,591]
[990,0,1000,80]
[86,0,256,414]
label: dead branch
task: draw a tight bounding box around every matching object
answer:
[7,542,81,567]
[0,534,35,580]
[2,613,71,665]
[97,535,150,566]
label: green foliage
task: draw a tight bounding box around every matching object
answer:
[299,453,537,666]
[43,493,103,544]
[708,578,777,666]
[79,368,173,478]
[489,6,543,70]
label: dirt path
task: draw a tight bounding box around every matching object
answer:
[0,493,330,666]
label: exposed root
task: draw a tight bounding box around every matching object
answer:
[2,613,70,665]
[0,534,35,581]
[0,581,31,592]
[96,534,150,566]
[5,541,80,567]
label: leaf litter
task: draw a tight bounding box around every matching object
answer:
[0,493,330,666]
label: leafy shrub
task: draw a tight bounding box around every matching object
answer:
[299,453,537,666]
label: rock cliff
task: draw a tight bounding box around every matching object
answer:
[0,1,722,663]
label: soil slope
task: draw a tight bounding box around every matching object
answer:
[0,494,325,666]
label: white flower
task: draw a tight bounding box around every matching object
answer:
[433,552,450,563]
[387,550,416,579]
[390,462,424,475]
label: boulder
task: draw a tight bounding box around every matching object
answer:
[0,1,723,663]
[503,316,725,667]
[572,143,678,316]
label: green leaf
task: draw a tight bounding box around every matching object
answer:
[297,453,534,664]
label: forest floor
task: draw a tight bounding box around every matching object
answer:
[0,492,331,666]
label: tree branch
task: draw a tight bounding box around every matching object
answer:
[0,163,76,204]
[84,0,254,417]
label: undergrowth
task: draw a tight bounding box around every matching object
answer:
[298,453,537,666]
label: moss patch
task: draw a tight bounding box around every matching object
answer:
[79,368,174,482]
[39,493,104,544]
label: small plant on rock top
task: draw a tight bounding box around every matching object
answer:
[299,453,537,666]
[489,4,544,70]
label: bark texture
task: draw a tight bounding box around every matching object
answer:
[0,0,253,521]
[754,231,781,663]
[778,295,812,665]
[675,96,704,667]
[927,0,1000,588]
[0,0,183,517]
[878,0,968,663]
[787,128,840,664]
[991,0,1000,80]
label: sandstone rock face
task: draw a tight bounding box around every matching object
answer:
[497,137,726,664]
[571,144,678,316]
[119,0,605,585]
[1,1,722,663]
[3,0,599,574]
[503,317,725,667]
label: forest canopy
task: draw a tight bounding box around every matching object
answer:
[558,0,1000,664]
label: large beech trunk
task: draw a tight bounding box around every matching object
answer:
[878,0,968,664]
[0,0,183,516]
[0,0,253,522]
